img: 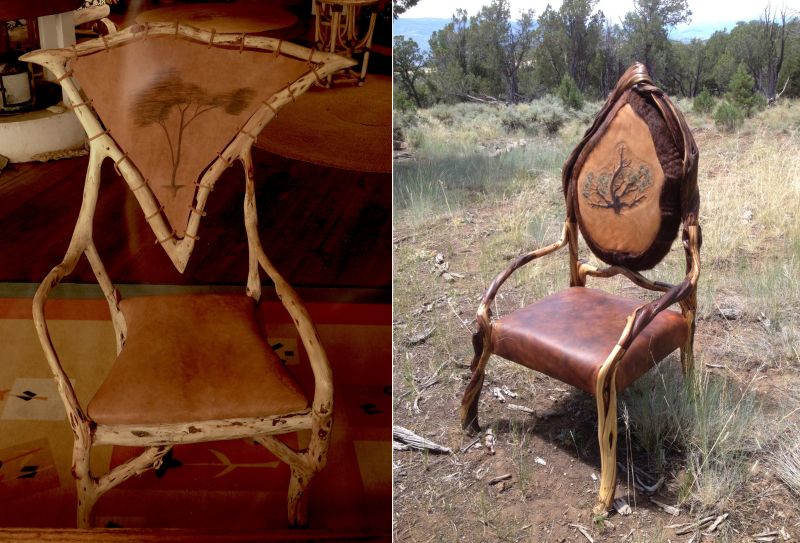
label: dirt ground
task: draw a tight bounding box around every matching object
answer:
[392,196,800,542]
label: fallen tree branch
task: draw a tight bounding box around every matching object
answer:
[455,92,505,104]
[393,426,452,454]
[568,523,595,543]
[488,473,512,485]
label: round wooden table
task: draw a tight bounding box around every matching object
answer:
[136,3,298,34]
[257,74,390,173]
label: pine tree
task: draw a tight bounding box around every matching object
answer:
[727,64,758,117]
[557,74,584,110]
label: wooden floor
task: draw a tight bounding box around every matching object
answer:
[0,149,390,298]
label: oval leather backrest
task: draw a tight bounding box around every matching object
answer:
[563,63,699,271]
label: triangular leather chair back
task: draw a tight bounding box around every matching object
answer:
[563,63,700,271]
[25,22,352,272]
[460,62,701,516]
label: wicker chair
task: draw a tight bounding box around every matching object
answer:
[23,23,353,528]
[460,63,700,514]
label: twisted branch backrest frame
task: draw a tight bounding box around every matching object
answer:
[460,63,701,515]
[23,23,354,528]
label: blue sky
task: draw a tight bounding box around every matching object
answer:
[399,0,785,29]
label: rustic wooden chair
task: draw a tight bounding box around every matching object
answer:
[22,23,353,528]
[460,63,700,514]
[313,0,382,85]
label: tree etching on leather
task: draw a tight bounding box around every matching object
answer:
[582,143,652,214]
[132,69,254,197]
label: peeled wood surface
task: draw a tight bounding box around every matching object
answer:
[0,528,390,542]
[0,150,390,291]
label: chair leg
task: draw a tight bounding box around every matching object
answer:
[76,439,170,528]
[73,430,97,528]
[256,408,332,527]
[460,332,490,435]
[287,464,314,527]
[594,385,619,515]
[680,329,695,376]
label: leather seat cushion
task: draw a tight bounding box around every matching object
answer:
[491,287,688,394]
[87,294,309,425]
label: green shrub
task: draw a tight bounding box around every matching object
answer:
[714,100,744,132]
[500,99,569,136]
[393,109,420,147]
[753,92,768,112]
[500,106,538,134]
[557,74,584,110]
[693,89,715,115]
[727,65,761,117]
[428,103,455,126]
[393,86,416,113]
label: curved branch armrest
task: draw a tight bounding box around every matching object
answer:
[99,18,118,34]
[619,224,701,352]
[241,153,333,418]
[33,261,88,425]
[73,5,118,33]
[258,255,333,416]
[477,221,570,326]
[32,147,108,427]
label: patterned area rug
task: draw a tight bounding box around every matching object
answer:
[0,296,390,532]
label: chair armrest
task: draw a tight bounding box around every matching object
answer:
[241,154,333,418]
[477,220,570,324]
[621,278,693,350]
[32,148,109,428]
[73,4,110,26]
[619,224,701,351]
[594,225,700,403]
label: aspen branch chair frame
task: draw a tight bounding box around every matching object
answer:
[460,63,701,514]
[22,23,354,528]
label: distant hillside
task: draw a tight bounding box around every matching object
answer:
[394,17,745,52]
[393,18,450,51]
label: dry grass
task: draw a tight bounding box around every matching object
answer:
[773,423,800,498]
[393,97,800,541]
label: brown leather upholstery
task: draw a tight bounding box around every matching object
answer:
[576,104,665,255]
[491,287,688,394]
[87,294,309,425]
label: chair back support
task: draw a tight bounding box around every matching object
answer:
[72,36,308,239]
[23,23,353,272]
[562,63,699,271]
